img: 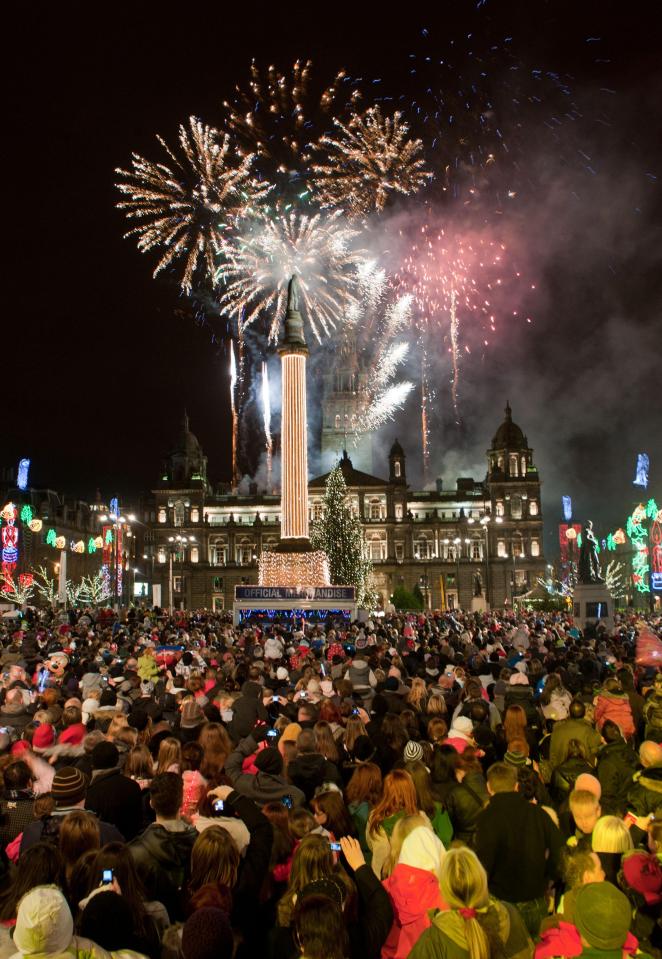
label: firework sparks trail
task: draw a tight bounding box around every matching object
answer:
[217,210,365,343]
[223,60,362,160]
[395,222,529,441]
[311,106,432,217]
[261,360,273,491]
[230,338,240,487]
[421,355,431,484]
[116,117,271,293]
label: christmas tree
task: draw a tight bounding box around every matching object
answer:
[311,464,374,607]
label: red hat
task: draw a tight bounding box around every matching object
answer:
[33,724,55,748]
[622,852,662,906]
[11,740,31,756]
[58,724,86,746]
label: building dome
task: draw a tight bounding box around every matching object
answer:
[491,402,527,450]
[171,412,202,458]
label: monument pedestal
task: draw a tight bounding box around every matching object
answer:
[572,583,614,632]
[471,596,488,613]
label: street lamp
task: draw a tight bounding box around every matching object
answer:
[167,534,196,612]
[480,514,492,607]
[453,537,461,609]
[97,509,132,610]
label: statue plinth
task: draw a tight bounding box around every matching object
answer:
[572,582,614,632]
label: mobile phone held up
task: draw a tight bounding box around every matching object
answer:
[101,869,113,885]
[329,841,342,852]
[212,798,225,815]
[281,794,293,809]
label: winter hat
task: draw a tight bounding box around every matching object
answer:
[181,700,206,729]
[128,708,149,732]
[58,724,86,746]
[281,722,302,743]
[404,741,424,764]
[574,882,632,950]
[13,885,74,957]
[91,741,119,771]
[99,688,117,708]
[398,824,446,872]
[51,767,87,806]
[181,908,234,959]
[509,673,529,685]
[79,890,134,951]
[385,677,399,692]
[352,736,376,763]
[621,851,662,906]
[32,724,55,749]
[575,773,602,799]
[254,747,284,776]
[276,667,289,681]
[81,698,100,724]
[450,717,474,738]
[504,748,530,767]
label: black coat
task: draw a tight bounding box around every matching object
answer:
[474,791,563,902]
[129,821,198,921]
[228,682,268,741]
[287,751,343,801]
[85,768,144,841]
[596,740,639,814]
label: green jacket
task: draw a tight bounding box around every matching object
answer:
[137,653,158,681]
[409,899,532,959]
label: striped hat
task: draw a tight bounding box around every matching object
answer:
[404,740,424,763]
[51,766,87,806]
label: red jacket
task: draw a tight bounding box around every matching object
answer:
[594,692,635,737]
[536,920,639,959]
[381,864,443,959]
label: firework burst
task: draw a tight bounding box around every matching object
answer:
[116,117,271,293]
[222,59,362,177]
[312,106,432,217]
[217,210,364,343]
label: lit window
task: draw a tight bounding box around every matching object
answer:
[370,500,382,520]
[496,501,505,517]
[394,461,401,478]
[521,456,527,475]
[173,575,182,593]
[173,502,185,527]
[395,542,404,561]
[334,414,341,430]
[529,500,539,516]
[531,540,540,557]
[190,546,199,563]
[190,507,200,523]
[158,508,166,524]
[471,541,481,560]
[157,550,166,564]
[509,454,519,477]
[395,503,403,520]
[497,540,507,558]
[511,495,522,520]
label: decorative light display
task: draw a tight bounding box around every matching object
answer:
[71,540,85,554]
[0,503,19,594]
[109,497,119,519]
[94,536,103,549]
[20,505,33,524]
[562,495,572,522]
[46,528,57,547]
[29,519,43,533]
[88,537,97,554]
[54,536,66,550]
[17,459,30,492]
[633,453,650,490]
[627,502,650,594]
[259,550,330,588]
[18,573,33,588]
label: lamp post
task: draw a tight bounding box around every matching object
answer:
[167,534,196,612]
[453,537,461,609]
[98,509,132,610]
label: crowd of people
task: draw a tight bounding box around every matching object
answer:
[0,604,661,959]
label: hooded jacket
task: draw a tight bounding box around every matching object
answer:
[225,735,306,806]
[227,682,268,741]
[382,826,445,959]
[409,898,532,959]
[627,765,662,817]
[594,691,635,738]
[286,750,342,801]
[128,821,198,920]
[85,767,144,841]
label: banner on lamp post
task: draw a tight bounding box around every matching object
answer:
[58,551,67,604]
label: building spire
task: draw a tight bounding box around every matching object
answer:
[504,400,512,421]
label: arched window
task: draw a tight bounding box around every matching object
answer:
[394,460,401,478]
[521,455,527,475]
[190,507,200,523]
[531,540,540,557]
[529,500,539,517]
[495,500,505,517]
[510,495,522,520]
[497,540,507,558]
[369,499,382,520]
[334,414,341,430]
[509,454,519,477]
[471,541,482,560]
[173,502,185,527]
[190,546,199,563]
[158,508,166,524]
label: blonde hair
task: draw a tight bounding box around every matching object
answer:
[386,813,442,880]
[406,678,428,712]
[439,848,491,959]
[591,815,634,854]
[569,789,600,814]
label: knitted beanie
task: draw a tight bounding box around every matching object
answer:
[51,767,87,806]
[404,740,424,764]
[254,747,284,776]
[181,908,233,959]
[574,882,632,950]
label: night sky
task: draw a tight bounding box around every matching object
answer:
[6,2,661,556]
